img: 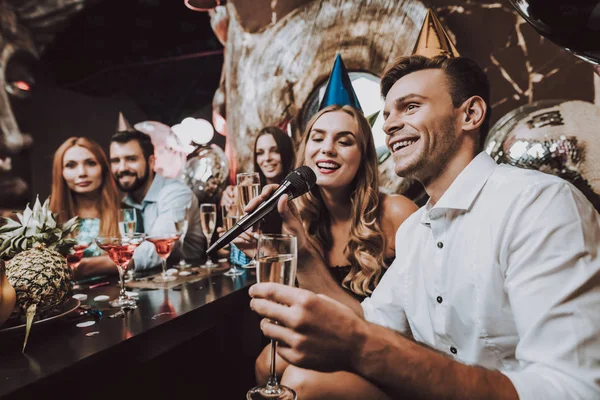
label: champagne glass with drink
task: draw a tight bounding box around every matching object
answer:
[146,215,183,283]
[176,207,191,269]
[65,226,90,281]
[95,233,145,310]
[119,208,137,237]
[236,172,261,268]
[221,202,244,276]
[200,203,217,268]
[246,234,298,400]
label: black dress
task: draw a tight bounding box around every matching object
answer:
[329,257,394,302]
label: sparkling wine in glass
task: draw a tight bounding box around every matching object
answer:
[176,210,191,269]
[200,203,217,268]
[221,203,244,276]
[95,233,145,310]
[247,234,298,400]
[237,172,261,269]
[119,208,138,237]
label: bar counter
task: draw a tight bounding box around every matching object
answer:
[0,266,262,399]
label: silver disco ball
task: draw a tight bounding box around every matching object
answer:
[181,144,229,203]
[485,99,600,210]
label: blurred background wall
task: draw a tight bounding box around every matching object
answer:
[0,0,596,207]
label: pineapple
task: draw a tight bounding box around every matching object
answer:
[0,195,78,351]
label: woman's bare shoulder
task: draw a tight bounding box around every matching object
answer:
[380,193,419,229]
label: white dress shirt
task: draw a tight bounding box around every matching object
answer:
[362,152,600,399]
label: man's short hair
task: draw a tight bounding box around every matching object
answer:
[381,55,492,149]
[110,130,155,161]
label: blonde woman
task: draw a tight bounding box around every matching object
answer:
[253,104,418,397]
[50,137,120,279]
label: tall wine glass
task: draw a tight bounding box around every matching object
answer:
[119,208,138,281]
[237,172,261,268]
[119,208,138,237]
[200,203,217,268]
[247,234,298,400]
[176,207,191,269]
[95,233,145,310]
[222,202,244,276]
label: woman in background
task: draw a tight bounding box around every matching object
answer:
[219,126,296,265]
[221,126,296,233]
[252,104,418,399]
[50,137,120,279]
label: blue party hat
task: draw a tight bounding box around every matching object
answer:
[318,54,363,112]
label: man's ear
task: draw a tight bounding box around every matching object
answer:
[460,95,486,134]
[148,153,156,172]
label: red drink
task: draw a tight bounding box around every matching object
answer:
[146,236,180,259]
[66,244,89,269]
[97,242,140,270]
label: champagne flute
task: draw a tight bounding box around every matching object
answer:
[200,203,217,268]
[221,203,244,276]
[246,234,298,400]
[237,172,261,268]
[95,233,145,310]
[147,215,183,283]
[119,208,137,237]
[119,208,138,281]
[176,207,191,269]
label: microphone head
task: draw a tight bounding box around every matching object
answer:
[284,166,317,199]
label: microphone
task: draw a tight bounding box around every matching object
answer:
[206,166,317,256]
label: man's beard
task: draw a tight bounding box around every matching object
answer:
[395,115,459,183]
[115,165,150,193]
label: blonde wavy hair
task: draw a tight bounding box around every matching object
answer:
[295,105,386,297]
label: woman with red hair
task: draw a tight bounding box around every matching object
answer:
[50,137,120,279]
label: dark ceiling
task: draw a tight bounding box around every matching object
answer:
[37,0,224,125]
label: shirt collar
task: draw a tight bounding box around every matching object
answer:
[420,152,498,223]
[123,174,166,208]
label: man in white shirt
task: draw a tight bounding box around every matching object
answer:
[109,129,206,271]
[247,55,600,399]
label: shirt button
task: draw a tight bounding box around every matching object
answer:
[437,241,444,249]
[436,296,443,304]
[450,346,457,354]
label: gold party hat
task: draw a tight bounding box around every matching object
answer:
[412,9,459,58]
[116,112,134,132]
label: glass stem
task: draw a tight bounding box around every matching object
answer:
[118,267,126,299]
[267,338,280,388]
[161,258,167,277]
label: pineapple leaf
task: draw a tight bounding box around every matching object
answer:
[45,212,56,229]
[0,218,21,233]
[21,205,32,229]
[0,195,79,258]
[0,238,12,257]
[62,217,79,233]
[41,198,50,228]
[32,196,42,221]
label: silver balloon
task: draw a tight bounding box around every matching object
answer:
[181,144,229,204]
[485,99,600,211]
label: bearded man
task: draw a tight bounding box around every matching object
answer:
[110,126,205,271]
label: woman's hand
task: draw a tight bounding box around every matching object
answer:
[244,185,309,253]
[216,226,258,259]
[220,185,237,208]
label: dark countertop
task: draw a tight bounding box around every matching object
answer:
[0,267,259,399]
